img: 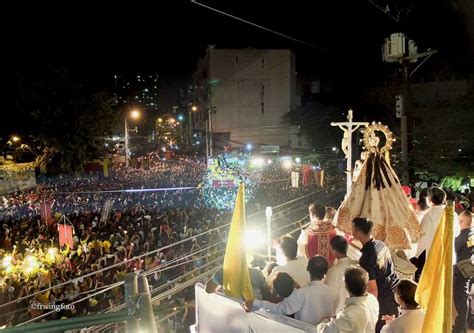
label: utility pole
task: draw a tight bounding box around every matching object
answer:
[124,118,129,168]
[331,110,368,194]
[400,61,410,183]
[205,119,209,165]
[383,33,437,184]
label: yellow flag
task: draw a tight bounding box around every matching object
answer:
[103,158,109,177]
[222,183,254,302]
[415,203,453,333]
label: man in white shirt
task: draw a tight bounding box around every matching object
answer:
[246,256,338,326]
[268,236,310,288]
[325,235,357,312]
[414,187,447,259]
[317,267,379,333]
[380,279,425,333]
[412,187,460,280]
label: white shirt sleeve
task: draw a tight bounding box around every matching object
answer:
[324,267,338,289]
[380,323,392,333]
[253,289,304,317]
[297,229,307,257]
[317,312,353,333]
[414,214,433,258]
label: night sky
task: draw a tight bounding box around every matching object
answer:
[2,0,473,135]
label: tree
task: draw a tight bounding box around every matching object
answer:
[11,66,120,173]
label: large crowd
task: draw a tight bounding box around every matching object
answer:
[0,153,340,330]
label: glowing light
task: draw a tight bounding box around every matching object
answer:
[2,256,12,267]
[244,228,266,250]
[11,136,20,142]
[130,110,140,119]
[162,147,166,152]
[169,118,176,123]
[282,160,293,170]
[24,255,39,274]
[178,115,184,121]
[295,157,301,164]
[250,157,264,168]
[191,106,198,111]
[267,159,272,165]
[196,141,200,144]
[246,144,252,151]
[332,147,337,152]
[158,118,163,123]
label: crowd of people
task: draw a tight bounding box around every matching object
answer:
[0,152,337,330]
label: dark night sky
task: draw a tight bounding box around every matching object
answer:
[2,0,473,132]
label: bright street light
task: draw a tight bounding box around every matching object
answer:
[178,115,184,121]
[191,106,198,111]
[130,110,140,119]
[158,118,163,123]
[11,136,20,142]
[125,110,141,167]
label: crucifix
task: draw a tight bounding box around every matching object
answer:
[331,109,368,194]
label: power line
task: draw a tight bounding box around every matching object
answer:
[190,0,326,52]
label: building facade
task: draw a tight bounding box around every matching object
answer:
[192,48,297,149]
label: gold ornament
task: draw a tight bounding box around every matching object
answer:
[362,122,395,154]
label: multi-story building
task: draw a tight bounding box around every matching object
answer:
[192,48,298,150]
[113,74,160,111]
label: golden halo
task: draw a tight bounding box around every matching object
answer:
[361,122,396,153]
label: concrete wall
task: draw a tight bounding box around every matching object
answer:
[196,49,295,147]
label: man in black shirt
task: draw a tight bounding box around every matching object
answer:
[453,210,473,333]
[352,217,399,333]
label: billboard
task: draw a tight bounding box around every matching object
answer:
[0,162,36,195]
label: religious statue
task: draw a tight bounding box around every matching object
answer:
[333,122,421,250]
[341,129,350,159]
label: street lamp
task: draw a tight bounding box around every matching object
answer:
[265,207,273,262]
[125,110,140,167]
[11,136,20,143]
[191,106,198,112]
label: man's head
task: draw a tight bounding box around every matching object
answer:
[273,272,295,299]
[344,267,368,297]
[394,279,419,309]
[279,236,298,260]
[427,187,446,207]
[352,217,373,241]
[329,235,348,259]
[307,255,329,281]
[309,203,326,222]
[459,210,472,229]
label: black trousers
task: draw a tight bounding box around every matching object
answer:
[376,290,399,333]
[453,268,471,331]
